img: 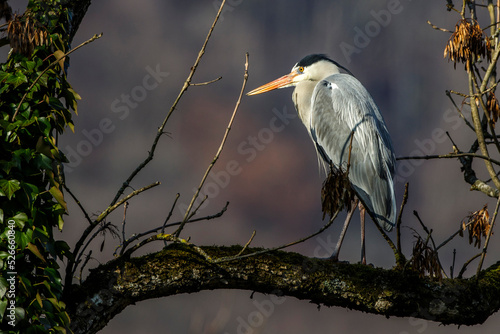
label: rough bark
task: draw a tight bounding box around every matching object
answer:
[65,244,500,334]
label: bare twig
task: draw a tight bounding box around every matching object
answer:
[73,221,116,279]
[445,90,475,131]
[427,20,453,33]
[451,248,456,279]
[436,221,474,251]
[121,233,213,261]
[175,52,249,237]
[110,0,228,207]
[162,193,180,246]
[396,152,500,166]
[96,182,160,224]
[115,202,230,257]
[214,209,341,263]
[236,231,257,257]
[396,183,409,266]
[458,253,481,278]
[78,250,92,284]
[121,202,129,244]
[187,195,209,221]
[63,184,93,225]
[191,77,223,86]
[68,181,160,285]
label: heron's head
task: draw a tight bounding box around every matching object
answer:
[247,54,350,96]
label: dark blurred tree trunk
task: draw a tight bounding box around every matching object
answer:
[66,244,500,334]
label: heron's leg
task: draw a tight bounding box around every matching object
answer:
[330,199,359,261]
[359,202,366,265]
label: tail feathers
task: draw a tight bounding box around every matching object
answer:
[352,175,396,232]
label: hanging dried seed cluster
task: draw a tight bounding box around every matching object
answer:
[486,92,500,126]
[460,204,491,248]
[410,235,442,280]
[321,164,355,220]
[444,18,491,71]
[7,14,51,56]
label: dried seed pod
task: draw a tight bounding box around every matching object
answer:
[321,164,355,220]
[411,235,442,280]
[461,204,491,248]
[444,19,491,71]
[7,13,51,56]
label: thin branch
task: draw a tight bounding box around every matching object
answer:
[67,182,160,289]
[175,52,249,237]
[96,182,160,224]
[121,233,214,262]
[78,250,92,284]
[396,152,500,166]
[190,77,222,86]
[161,193,180,247]
[235,231,257,257]
[115,202,230,257]
[458,253,481,278]
[186,195,209,221]
[396,183,409,266]
[109,0,228,207]
[121,202,129,245]
[73,221,115,280]
[450,248,456,279]
[436,221,474,251]
[214,209,340,263]
[12,33,103,121]
[427,20,453,33]
[63,184,93,225]
[445,90,476,131]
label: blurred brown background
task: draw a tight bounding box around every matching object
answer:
[6,0,500,333]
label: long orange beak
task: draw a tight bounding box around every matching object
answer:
[246,72,298,96]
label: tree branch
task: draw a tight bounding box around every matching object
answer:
[66,244,500,334]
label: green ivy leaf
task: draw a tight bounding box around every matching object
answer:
[23,60,36,71]
[11,212,28,229]
[0,299,7,320]
[47,97,65,111]
[49,186,67,212]
[0,179,21,200]
[0,70,9,82]
[5,71,28,88]
[27,243,46,263]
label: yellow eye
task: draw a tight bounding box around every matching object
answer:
[298,66,304,73]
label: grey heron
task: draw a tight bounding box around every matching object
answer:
[247,54,396,263]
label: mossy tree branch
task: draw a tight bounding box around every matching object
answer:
[66,244,500,334]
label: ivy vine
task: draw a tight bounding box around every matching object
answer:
[0,1,86,332]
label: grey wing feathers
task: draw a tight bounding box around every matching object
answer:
[310,74,396,231]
